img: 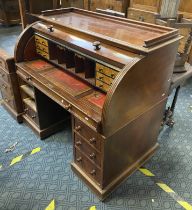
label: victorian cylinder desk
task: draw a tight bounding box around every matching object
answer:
[14,8,180,199]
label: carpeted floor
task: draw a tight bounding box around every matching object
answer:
[0,24,192,210]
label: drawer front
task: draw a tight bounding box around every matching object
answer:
[74,133,101,167]
[0,79,13,97]
[35,35,48,47]
[17,68,33,85]
[75,148,102,184]
[74,118,101,151]
[96,71,114,86]
[0,67,10,84]
[127,8,156,24]
[36,49,50,60]
[96,63,119,79]
[0,57,6,69]
[0,88,15,109]
[96,79,110,92]
[36,43,49,53]
[23,103,39,126]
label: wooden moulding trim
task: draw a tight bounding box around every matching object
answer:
[2,102,23,123]
[101,57,140,128]
[22,114,66,139]
[14,22,40,62]
[71,142,159,200]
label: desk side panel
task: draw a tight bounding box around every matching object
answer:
[102,40,179,137]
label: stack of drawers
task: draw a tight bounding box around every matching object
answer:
[73,117,103,186]
[96,63,119,92]
[0,50,23,122]
[20,83,39,127]
[35,35,50,60]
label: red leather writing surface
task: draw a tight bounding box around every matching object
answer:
[87,93,106,108]
[26,59,52,71]
[42,68,91,96]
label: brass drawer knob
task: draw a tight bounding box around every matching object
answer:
[89,138,96,144]
[111,74,115,79]
[26,76,32,81]
[99,85,103,88]
[32,115,36,119]
[2,84,7,89]
[99,76,103,80]
[89,153,96,159]
[76,141,82,146]
[75,126,81,131]
[93,41,101,51]
[48,25,54,32]
[64,104,71,110]
[4,98,10,103]
[99,69,103,73]
[90,169,96,175]
[76,157,82,162]
[24,108,29,113]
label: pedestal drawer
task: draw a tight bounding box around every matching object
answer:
[75,148,102,185]
[74,133,101,167]
[23,101,39,126]
[0,79,12,97]
[74,118,101,151]
[0,67,10,84]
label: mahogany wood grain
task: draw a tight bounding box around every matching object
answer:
[14,9,180,200]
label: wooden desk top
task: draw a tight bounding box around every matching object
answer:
[40,8,179,51]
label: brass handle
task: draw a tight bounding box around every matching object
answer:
[89,153,96,159]
[76,157,82,162]
[99,85,103,88]
[2,84,7,89]
[99,77,103,80]
[111,74,115,79]
[4,98,10,103]
[26,76,31,81]
[93,41,101,50]
[99,69,103,73]
[89,138,96,144]
[24,108,29,113]
[76,141,82,146]
[90,169,96,175]
[64,104,71,110]
[75,126,81,131]
[32,115,36,119]
[47,25,54,32]
[139,16,145,22]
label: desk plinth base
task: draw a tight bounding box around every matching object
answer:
[2,102,23,124]
[22,115,67,140]
[71,142,159,201]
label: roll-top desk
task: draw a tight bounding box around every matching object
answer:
[14,8,180,200]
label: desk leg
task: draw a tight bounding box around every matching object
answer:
[163,86,181,127]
